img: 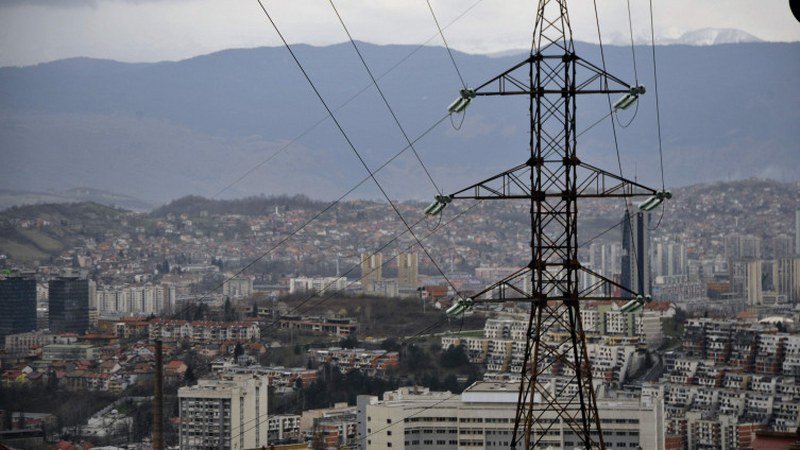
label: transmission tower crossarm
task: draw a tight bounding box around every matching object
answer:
[579,265,640,298]
[465,54,636,98]
[576,162,660,198]
[445,159,659,201]
[448,163,531,200]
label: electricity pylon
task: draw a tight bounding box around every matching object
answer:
[434,0,668,448]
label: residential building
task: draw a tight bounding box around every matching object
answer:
[773,234,795,259]
[358,383,665,450]
[4,330,60,355]
[654,240,687,278]
[745,260,764,306]
[178,374,269,450]
[289,277,347,295]
[773,258,800,303]
[397,253,419,289]
[0,274,37,345]
[149,319,261,344]
[222,276,253,299]
[361,253,383,293]
[796,209,800,256]
[725,233,763,261]
[278,315,357,337]
[96,283,176,316]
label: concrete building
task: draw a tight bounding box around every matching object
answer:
[178,374,269,450]
[725,233,762,261]
[48,276,90,334]
[42,343,97,361]
[397,253,419,289]
[268,414,301,443]
[278,315,357,337]
[745,260,764,306]
[773,258,800,303]
[361,253,383,293]
[588,242,622,281]
[96,283,176,316]
[654,240,687,278]
[222,276,253,299]
[0,274,37,345]
[148,319,261,344]
[772,234,795,259]
[289,277,347,295]
[4,330,61,355]
[796,209,800,256]
[358,383,665,450]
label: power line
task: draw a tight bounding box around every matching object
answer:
[209,196,631,445]
[224,309,454,445]
[591,0,642,298]
[169,112,451,321]
[648,0,668,230]
[210,0,484,199]
[289,202,483,323]
[327,0,442,195]
[425,0,467,89]
[255,0,460,295]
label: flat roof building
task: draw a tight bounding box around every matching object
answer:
[178,374,269,450]
[358,382,665,450]
[0,274,37,345]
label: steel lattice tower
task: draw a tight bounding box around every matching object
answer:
[436,1,666,448]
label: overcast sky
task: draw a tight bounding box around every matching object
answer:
[0,0,798,67]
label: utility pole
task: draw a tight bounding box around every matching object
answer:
[153,339,164,450]
[434,1,667,448]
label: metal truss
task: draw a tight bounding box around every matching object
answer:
[439,0,661,448]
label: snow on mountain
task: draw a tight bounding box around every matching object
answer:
[674,28,763,46]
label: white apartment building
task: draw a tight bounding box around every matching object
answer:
[222,276,254,299]
[178,374,269,450]
[289,276,347,295]
[149,320,261,344]
[358,383,665,450]
[96,283,176,315]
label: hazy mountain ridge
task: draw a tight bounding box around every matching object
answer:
[0,41,798,204]
[0,187,153,211]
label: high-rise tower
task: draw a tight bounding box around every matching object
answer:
[622,211,651,298]
[49,276,90,334]
[0,274,37,344]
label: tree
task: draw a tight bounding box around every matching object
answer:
[339,334,359,349]
[223,298,237,322]
[380,338,401,352]
[440,345,469,369]
[233,343,245,359]
[406,344,432,371]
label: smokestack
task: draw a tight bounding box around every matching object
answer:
[153,339,164,450]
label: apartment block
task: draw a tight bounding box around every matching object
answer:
[178,374,269,450]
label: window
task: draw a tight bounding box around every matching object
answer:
[387,419,392,424]
[387,431,392,436]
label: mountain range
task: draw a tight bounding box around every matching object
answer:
[0,40,798,205]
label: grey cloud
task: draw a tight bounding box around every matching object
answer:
[0,0,186,7]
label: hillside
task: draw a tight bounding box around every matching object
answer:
[0,42,797,204]
[0,202,141,262]
[1,179,797,265]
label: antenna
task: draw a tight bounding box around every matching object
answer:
[432,0,669,447]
